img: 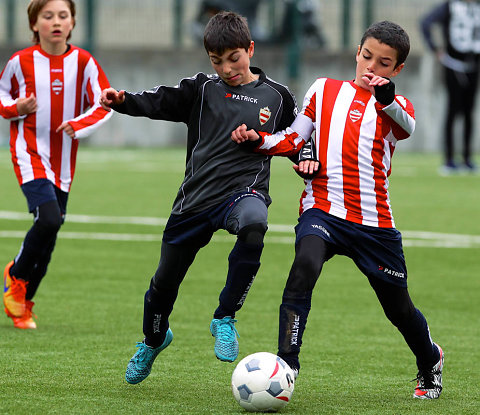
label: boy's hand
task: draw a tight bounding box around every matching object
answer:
[293,138,320,179]
[16,93,37,116]
[362,74,395,105]
[56,121,76,139]
[100,88,125,110]
[231,124,260,143]
[293,160,320,178]
[373,78,395,105]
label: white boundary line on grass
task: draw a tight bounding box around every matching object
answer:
[1,210,479,248]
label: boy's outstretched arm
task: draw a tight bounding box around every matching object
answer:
[99,87,126,110]
[231,122,320,179]
[231,113,312,157]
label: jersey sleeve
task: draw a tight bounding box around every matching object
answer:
[68,55,113,139]
[112,73,205,123]
[254,113,313,156]
[0,56,24,120]
[377,94,415,142]
[254,80,317,156]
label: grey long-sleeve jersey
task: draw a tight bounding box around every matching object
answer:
[112,67,298,215]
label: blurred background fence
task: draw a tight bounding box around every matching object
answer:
[0,0,443,53]
[0,0,477,154]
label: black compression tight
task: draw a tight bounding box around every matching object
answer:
[11,200,63,299]
[280,234,438,369]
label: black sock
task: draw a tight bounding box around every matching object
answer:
[214,239,263,319]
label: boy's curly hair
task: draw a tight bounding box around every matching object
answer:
[360,21,410,67]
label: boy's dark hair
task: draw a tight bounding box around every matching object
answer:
[360,21,410,67]
[203,11,251,55]
[28,0,76,44]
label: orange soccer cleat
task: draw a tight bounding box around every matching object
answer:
[3,261,27,318]
[11,300,37,329]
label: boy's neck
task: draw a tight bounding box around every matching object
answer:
[241,71,259,86]
[39,41,69,56]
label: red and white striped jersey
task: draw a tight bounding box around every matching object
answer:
[256,78,416,228]
[0,44,112,192]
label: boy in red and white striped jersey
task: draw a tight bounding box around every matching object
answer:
[232,21,444,399]
[1,0,112,329]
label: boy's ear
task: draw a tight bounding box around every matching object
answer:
[248,41,255,58]
[391,62,404,78]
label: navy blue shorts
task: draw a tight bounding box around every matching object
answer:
[296,208,408,287]
[21,178,69,214]
[163,191,268,246]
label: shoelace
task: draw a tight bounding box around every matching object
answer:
[412,369,435,388]
[134,342,153,364]
[8,277,27,300]
[218,319,240,340]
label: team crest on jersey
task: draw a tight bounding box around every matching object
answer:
[259,106,271,125]
[52,79,63,95]
[349,108,363,122]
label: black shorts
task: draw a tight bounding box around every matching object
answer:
[163,190,268,247]
[21,178,69,214]
[296,208,408,287]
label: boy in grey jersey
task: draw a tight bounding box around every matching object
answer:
[100,11,308,384]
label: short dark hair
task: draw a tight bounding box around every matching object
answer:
[203,11,251,55]
[360,21,410,67]
[28,0,76,44]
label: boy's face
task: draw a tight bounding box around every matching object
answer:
[208,42,255,87]
[33,0,74,51]
[354,37,404,89]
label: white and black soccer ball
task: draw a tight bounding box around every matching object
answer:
[231,352,295,412]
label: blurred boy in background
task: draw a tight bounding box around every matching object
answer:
[421,0,480,174]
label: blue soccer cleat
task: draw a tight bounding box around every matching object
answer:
[125,328,173,384]
[210,316,239,362]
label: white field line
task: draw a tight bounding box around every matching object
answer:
[1,210,479,248]
[0,210,168,226]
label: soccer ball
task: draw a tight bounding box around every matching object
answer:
[231,352,295,412]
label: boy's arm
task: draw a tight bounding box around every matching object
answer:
[420,2,449,54]
[231,118,319,177]
[0,58,32,120]
[106,74,201,123]
[274,85,319,176]
[60,56,112,139]
[231,112,314,156]
[372,79,415,141]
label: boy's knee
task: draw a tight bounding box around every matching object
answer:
[35,202,63,235]
[237,222,267,245]
[291,249,321,281]
[283,244,324,298]
[37,214,62,232]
